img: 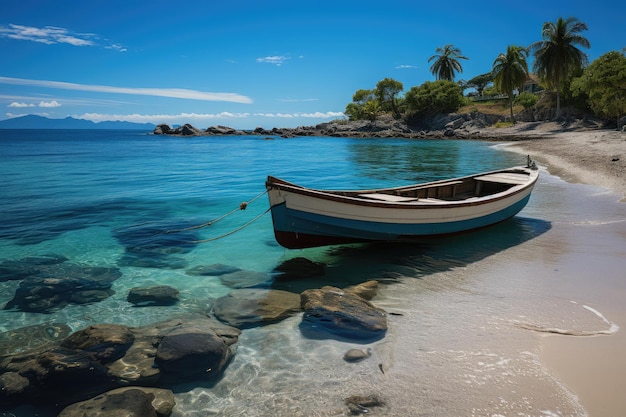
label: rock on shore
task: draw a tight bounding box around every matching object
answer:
[153,113,514,140]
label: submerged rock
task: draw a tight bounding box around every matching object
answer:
[212,288,301,328]
[219,270,271,288]
[300,286,387,340]
[343,348,372,363]
[0,315,240,407]
[185,263,241,276]
[0,254,69,282]
[155,323,230,380]
[3,265,121,313]
[127,285,179,306]
[0,322,71,356]
[344,395,386,415]
[273,257,326,281]
[57,387,176,417]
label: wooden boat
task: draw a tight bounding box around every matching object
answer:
[265,159,539,249]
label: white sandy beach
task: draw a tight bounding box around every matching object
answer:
[494,123,626,416]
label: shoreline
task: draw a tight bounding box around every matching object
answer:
[488,122,626,200]
[492,123,626,416]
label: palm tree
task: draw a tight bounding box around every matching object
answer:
[529,17,590,117]
[428,44,468,81]
[492,45,529,123]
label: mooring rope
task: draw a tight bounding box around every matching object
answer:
[163,190,268,234]
[192,207,271,243]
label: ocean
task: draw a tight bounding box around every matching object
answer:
[1,129,624,416]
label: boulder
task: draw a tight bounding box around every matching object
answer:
[60,324,135,364]
[127,285,179,306]
[213,288,301,328]
[153,124,172,135]
[34,347,115,403]
[57,387,175,417]
[300,286,387,340]
[155,324,231,380]
[0,316,240,407]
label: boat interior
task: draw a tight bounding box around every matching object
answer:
[352,170,531,203]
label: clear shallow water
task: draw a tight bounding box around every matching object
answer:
[1,130,625,416]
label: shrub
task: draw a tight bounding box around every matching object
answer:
[404,80,464,116]
[514,92,539,108]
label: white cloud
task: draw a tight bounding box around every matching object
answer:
[75,111,343,125]
[39,100,61,108]
[277,98,319,102]
[0,24,126,51]
[253,111,343,119]
[256,56,290,66]
[0,76,253,104]
[0,24,95,46]
[395,65,417,69]
[8,102,35,108]
[77,112,252,124]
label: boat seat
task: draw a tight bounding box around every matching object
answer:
[474,173,528,185]
[359,193,419,202]
[400,180,463,192]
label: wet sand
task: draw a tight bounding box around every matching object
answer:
[494,123,626,417]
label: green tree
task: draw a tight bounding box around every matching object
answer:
[405,80,464,116]
[428,44,469,81]
[374,78,404,118]
[344,89,375,121]
[492,45,530,123]
[464,72,494,96]
[529,17,590,117]
[572,50,626,123]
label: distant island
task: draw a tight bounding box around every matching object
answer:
[0,114,156,130]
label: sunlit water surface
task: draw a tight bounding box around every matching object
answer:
[1,130,624,416]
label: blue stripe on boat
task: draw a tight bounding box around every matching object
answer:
[270,194,532,242]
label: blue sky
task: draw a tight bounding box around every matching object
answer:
[1,0,624,129]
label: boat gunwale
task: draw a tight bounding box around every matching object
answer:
[266,167,538,210]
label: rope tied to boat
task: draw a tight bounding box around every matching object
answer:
[191,207,271,243]
[165,190,268,233]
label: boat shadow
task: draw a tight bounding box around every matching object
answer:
[271,216,552,293]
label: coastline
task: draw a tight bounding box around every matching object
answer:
[487,122,626,200]
[491,122,626,416]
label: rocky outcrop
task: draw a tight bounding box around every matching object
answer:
[152,112,511,139]
[0,315,240,408]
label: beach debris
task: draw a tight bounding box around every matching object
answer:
[344,395,386,415]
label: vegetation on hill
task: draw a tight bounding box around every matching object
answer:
[344,16,624,128]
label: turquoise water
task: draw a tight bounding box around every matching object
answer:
[4,129,623,416]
